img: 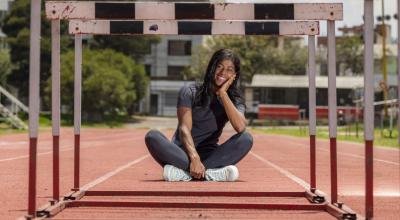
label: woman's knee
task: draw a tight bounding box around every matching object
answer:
[237,131,253,150]
[145,129,162,146]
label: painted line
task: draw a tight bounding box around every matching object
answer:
[320,148,399,166]
[0,141,27,146]
[253,132,400,151]
[81,154,149,191]
[251,133,399,165]
[0,135,145,163]
[250,151,310,190]
[285,139,400,166]
[0,130,145,147]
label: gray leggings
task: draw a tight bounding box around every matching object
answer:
[144,129,253,170]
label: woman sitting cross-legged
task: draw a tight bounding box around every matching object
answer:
[145,49,253,182]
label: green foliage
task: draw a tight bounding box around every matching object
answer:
[336,36,364,75]
[187,36,307,83]
[1,0,71,100]
[88,35,160,60]
[2,0,158,111]
[45,49,148,121]
[0,48,11,86]
[318,36,364,76]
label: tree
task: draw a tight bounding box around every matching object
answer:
[0,48,11,87]
[186,36,307,84]
[46,49,148,121]
[88,35,160,61]
[318,36,364,76]
[336,36,364,75]
[1,0,71,103]
[2,0,158,108]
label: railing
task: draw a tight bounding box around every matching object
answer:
[0,85,28,129]
[0,85,29,113]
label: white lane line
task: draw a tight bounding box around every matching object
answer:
[250,151,311,190]
[0,136,145,163]
[285,140,400,166]
[0,145,97,163]
[0,132,143,148]
[81,154,149,191]
[255,132,400,151]
[0,141,27,146]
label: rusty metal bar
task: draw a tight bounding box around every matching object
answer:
[85,190,306,197]
[66,200,327,210]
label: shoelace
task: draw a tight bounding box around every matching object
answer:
[206,168,227,181]
[168,166,191,180]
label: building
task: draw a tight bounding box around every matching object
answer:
[0,0,13,49]
[141,36,203,116]
[245,75,364,120]
[244,23,398,121]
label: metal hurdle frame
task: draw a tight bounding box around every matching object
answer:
[24,1,388,219]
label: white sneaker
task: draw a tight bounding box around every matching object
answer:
[163,164,192,182]
[205,165,239,182]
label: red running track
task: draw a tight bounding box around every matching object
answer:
[0,128,398,219]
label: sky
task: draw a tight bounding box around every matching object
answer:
[221,0,399,38]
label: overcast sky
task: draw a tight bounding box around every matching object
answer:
[222,0,399,38]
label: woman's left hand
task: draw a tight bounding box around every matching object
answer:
[216,75,235,96]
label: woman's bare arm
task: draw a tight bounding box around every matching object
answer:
[216,76,247,133]
[177,107,205,179]
[219,91,247,133]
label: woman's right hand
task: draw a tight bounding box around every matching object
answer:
[189,158,205,179]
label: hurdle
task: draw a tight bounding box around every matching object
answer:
[24,1,381,219]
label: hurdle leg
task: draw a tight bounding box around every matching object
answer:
[51,19,61,201]
[27,0,42,216]
[73,34,82,191]
[397,0,400,146]
[327,20,338,204]
[308,35,317,190]
[364,0,375,218]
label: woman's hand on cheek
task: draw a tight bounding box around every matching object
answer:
[216,75,235,96]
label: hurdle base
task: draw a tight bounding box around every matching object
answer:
[64,189,85,201]
[325,202,358,220]
[27,190,362,219]
[305,189,325,204]
[66,200,327,211]
[23,215,34,220]
[36,200,70,218]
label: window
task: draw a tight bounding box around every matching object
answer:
[269,88,285,104]
[168,40,192,56]
[165,92,179,107]
[167,66,185,79]
[144,65,151,76]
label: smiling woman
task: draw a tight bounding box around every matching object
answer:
[145,49,253,182]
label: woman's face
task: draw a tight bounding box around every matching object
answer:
[214,59,236,87]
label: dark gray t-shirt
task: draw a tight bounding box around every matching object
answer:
[172,84,245,148]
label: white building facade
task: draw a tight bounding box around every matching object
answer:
[141,35,203,116]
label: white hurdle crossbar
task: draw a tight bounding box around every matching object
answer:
[46,1,343,21]
[69,20,319,36]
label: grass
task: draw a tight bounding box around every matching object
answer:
[251,125,399,148]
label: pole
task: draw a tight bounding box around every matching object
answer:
[74,35,82,191]
[397,0,400,146]
[51,19,61,201]
[308,35,317,190]
[327,20,338,204]
[28,0,41,216]
[364,0,375,218]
